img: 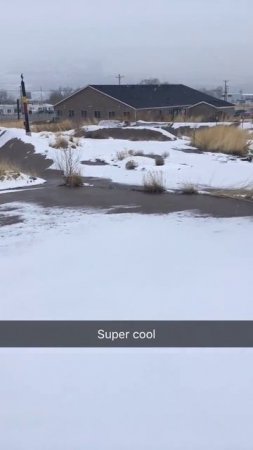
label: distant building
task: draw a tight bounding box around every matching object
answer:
[0,102,54,119]
[0,104,17,115]
[54,84,234,122]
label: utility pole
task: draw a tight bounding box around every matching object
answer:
[223,80,229,102]
[20,74,31,135]
[116,74,124,85]
[16,99,20,120]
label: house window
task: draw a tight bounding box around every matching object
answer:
[123,111,130,118]
[109,111,115,118]
[69,110,75,117]
[57,110,62,116]
[81,110,87,118]
[94,111,101,119]
[7,109,12,114]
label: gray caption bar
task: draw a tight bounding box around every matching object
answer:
[0,321,253,347]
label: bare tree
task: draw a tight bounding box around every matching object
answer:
[0,90,15,104]
[56,147,83,187]
[47,87,76,105]
[140,78,161,85]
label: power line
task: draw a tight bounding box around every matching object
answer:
[115,74,124,85]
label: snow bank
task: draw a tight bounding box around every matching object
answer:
[0,203,252,320]
[1,203,253,450]
[1,125,253,191]
[0,173,45,192]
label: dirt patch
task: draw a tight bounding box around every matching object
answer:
[81,128,172,141]
[162,125,211,137]
[81,159,108,166]
[0,213,23,226]
[0,138,58,180]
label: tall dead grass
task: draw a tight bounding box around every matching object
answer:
[191,126,250,156]
[32,120,73,133]
[0,160,22,180]
[0,120,24,129]
[50,135,69,149]
[173,114,205,123]
[143,171,166,193]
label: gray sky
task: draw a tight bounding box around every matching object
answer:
[1,0,252,93]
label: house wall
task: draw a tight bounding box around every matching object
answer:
[187,103,219,120]
[187,103,234,120]
[54,87,135,121]
[219,107,235,117]
[136,107,186,121]
[55,87,234,123]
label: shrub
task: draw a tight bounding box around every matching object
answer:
[50,135,69,149]
[56,148,83,187]
[125,160,138,170]
[64,173,83,187]
[129,150,144,157]
[181,183,198,194]
[191,126,250,156]
[116,150,129,160]
[155,155,165,166]
[143,171,166,193]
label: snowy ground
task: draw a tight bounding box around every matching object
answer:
[1,123,253,449]
[1,202,252,320]
[1,348,253,450]
[0,172,45,192]
[1,123,253,191]
[0,203,253,449]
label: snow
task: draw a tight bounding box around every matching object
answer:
[1,348,253,450]
[1,202,253,320]
[1,203,253,449]
[0,173,45,192]
[136,120,234,128]
[2,124,253,191]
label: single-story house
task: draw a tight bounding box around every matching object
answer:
[54,84,234,122]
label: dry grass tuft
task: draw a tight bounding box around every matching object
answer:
[116,150,129,160]
[0,160,22,181]
[64,173,83,187]
[143,171,166,193]
[0,120,24,129]
[155,155,165,166]
[181,183,199,195]
[125,160,138,170]
[191,126,250,156]
[50,135,69,149]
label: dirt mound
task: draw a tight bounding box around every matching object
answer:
[80,127,172,141]
[0,139,58,180]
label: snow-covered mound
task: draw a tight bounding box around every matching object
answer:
[1,123,253,191]
[0,171,45,192]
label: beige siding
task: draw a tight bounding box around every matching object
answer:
[136,108,186,121]
[187,103,234,120]
[55,87,135,121]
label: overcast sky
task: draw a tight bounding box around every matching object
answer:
[1,0,252,94]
